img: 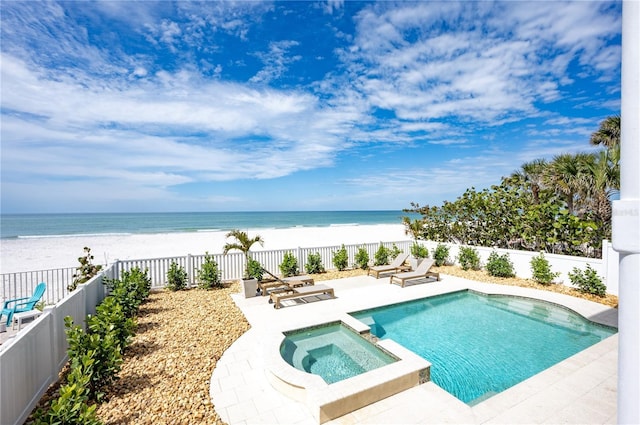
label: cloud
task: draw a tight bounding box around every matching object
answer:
[250,40,302,84]
[339,1,620,127]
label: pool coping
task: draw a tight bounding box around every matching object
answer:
[211,275,618,424]
[265,317,431,423]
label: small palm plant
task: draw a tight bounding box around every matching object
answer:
[223,229,264,278]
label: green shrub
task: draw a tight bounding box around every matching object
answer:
[65,317,122,402]
[458,246,481,270]
[354,246,370,269]
[279,252,299,277]
[105,267,151,318]
[568,264,607,297]
[410,242,429,259]
[389,243,403,259]
[33,359,102,425]
[197,252,222,289]
[374,243,390,266]
[332,244,349,271]
[433,244,450,266]
[485,252,515,277]
[530,252,559,285]
[305,252,325,274]
[69,247,103,292]
[166,261,188,291]
[246,258,264,280]
[89,297,135,354]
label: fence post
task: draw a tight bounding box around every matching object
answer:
[187,254,193,288]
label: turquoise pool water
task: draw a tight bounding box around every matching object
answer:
[280,322,397,384]
[351,290,616,404]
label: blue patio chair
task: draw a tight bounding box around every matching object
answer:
[1,282,47,326]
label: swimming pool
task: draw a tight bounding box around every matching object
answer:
[351,290,616,404]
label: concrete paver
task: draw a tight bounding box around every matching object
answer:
[210,274,618,424]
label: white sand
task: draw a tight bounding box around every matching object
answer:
[0,224,408,273]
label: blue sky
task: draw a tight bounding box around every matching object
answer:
[0,1,621,214]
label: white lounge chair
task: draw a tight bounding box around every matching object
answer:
[367,252,410,278]
[270,284,335,309]
[390,258,439,287]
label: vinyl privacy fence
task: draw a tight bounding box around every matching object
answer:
[0,239,619,425]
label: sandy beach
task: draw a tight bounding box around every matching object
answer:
[0,224,408,274]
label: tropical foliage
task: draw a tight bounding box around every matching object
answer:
[223,229,264,278]
[403,116,619,258]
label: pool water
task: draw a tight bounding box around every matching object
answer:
[351,290,616,404]
[280,323,397,384]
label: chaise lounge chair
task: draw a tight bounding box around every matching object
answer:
[1,282,47,326]
[270,284,335,309]
[258,268,315,296]
[367,252,410,278]
[390,259,439,287]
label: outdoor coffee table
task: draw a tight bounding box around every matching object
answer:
[12,310,43,330]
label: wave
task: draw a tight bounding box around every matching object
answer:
[195,228,223,233]
[17,232,133,239]
[329,223,360,227]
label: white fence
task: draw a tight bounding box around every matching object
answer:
[419,239,619,296]
[0,269,111,425]
[0,239,620,425]
[0,239,619,307]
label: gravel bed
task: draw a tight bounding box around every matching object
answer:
[29,265,615,425]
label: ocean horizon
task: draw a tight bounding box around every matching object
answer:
[0,211,416,240]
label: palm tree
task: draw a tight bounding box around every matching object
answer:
[590,115,620,149]
[544,153,593,214]
[223,229,264,278]
[511,159,548,204]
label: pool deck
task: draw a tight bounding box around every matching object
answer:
[210,274,618,424]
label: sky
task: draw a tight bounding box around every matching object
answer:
[0,1,621,214]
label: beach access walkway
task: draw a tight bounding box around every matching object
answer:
[210,274,618,424]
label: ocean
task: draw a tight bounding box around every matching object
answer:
[0,211,416,239]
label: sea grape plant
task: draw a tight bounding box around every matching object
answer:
[332,244,349,271]
[568,264,606,297]
[530,252,559,285]
[457,246,481,270]
[279,251,299,277]
[354,246,370,269]
[305,252,325,274]
[485,252,515,278]
[166,261,188,291]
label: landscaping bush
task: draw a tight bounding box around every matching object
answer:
[166,261,188,291]
[65,317,123,402]
[354,246,370,269]
[33,361,102,425]
[305,252,325,274]
[410,242,429,259]
[332,244,349,271]
[374,243,390,266]
[485,252,515,277]
[530,252,559,285]
[389,243,403,259]
[88,297,135,354]
[568,264,607,297]
[457,246,481,270]
[433,243,450,266]
[197,253,222,289]
[105,267,151,318]
[246,258,264,280]
[279,251,299,277]
[69,247,103,292]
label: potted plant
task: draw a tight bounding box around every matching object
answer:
[410,242,429,269]
[223,229,264,298]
